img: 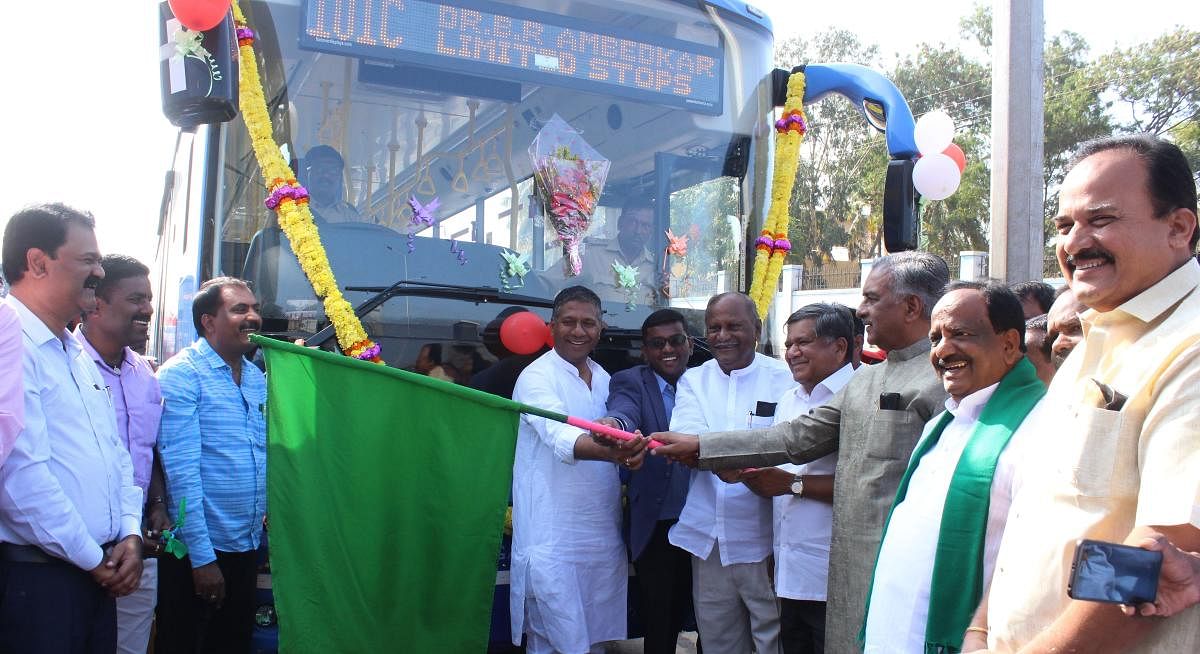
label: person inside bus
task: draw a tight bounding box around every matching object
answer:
[575,197,663,306]
[300,145,362,224]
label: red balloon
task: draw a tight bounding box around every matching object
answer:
[500,312,549,355]
[942,143,967,174]
[168,0,233,32]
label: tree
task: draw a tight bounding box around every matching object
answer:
[1040,31,1113,246]
[890,44,993,262]
[1101,28,1200,136]
[774,31,884,269]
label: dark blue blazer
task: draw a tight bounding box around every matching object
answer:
[606,364,690,560]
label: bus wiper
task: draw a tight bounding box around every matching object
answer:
[305,279,553,349]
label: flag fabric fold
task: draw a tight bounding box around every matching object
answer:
[255,336,521,652]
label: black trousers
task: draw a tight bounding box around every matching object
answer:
[632,520,695,654]
[154,550,258,654]
[0,558,116,654]
[779,598,826,654]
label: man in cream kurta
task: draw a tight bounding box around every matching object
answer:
[668,292,794,654]
[977,137,1200,653]
[653,252,950,654]
[510,286,642,654]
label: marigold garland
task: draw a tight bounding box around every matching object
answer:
[747,72,808,319]
[232,2,381,363]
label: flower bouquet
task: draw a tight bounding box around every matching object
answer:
[528,115,610,276]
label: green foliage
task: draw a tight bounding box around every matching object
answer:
[775,31,882,268]
[1041,31,1113,247]
[772,15,1198,276]
[1100,28,1200,136]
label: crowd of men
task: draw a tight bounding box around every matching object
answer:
[1,135,1198,654]
[511,133,1200,654]
[0,203,267,653]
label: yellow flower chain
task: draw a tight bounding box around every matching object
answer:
[747,72,807,319]
[232,2,381,362]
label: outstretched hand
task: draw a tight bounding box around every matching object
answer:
[649,431,700,467]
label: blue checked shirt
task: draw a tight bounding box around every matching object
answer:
[157,338,267,567]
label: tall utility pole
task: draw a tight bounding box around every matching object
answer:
[989,0,1044,283]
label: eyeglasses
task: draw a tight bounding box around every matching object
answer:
[644,334,689,349]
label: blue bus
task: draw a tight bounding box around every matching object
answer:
[152,0,918,649]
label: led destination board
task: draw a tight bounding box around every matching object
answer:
[301,0,723,113]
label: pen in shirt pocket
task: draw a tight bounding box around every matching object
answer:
[94,383,113,405]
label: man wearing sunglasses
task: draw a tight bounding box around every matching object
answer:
[601,309,696,653]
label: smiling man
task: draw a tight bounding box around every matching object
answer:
[0,204,144,652]
[1046,287,1086,369]
[602,309,696,654]
[970,135,1200,653]
[739,303,856,654]
[652,251,950,654]
[155,277,268,653]
[77,255,169,654]
[861,280,1044,654]
[509,286,646,654]
[665,292,795,654]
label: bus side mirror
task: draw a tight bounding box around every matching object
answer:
[159,2,239,129]
[883,159,919,252]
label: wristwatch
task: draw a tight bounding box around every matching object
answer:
[790,475,804,497]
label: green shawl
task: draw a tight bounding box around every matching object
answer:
[861,357,1045,653]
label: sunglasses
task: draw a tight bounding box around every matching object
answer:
[644,333,689,349]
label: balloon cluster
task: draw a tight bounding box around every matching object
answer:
[499,312,552,355]
[168,0,232,31]
[911,110,967,201]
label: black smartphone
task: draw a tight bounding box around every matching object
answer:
[1067,539,1162,605]
[879,392,902,411]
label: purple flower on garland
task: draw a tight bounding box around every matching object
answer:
[354,343,382,361]
[264,183,309,210]
[755,234,775,248]
[773,238,792,252]
[236,27,256,42]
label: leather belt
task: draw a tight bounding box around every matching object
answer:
[0,541,117,565]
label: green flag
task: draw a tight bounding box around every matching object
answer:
[255,337,520,652]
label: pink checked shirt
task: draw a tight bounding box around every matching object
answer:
[76,328,163,497]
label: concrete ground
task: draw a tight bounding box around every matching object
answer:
[604,632,699,653]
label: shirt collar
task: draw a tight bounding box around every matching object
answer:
[5,294,74,352]
[653,371,672,394]
[791,362,855,403]
[887,337,933,362]
[601,237,652,266]
[1085,257,1200,326]
[73,325,134,371]
[944,380,1000,419]
[715,352,761,378]
[548,348,598,379]
[197,337,233,370]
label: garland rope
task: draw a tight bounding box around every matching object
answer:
[232,2,381,363]
[747,71,808,319]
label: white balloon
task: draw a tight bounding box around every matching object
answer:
[914,110,956,156]
[912,153,962,201]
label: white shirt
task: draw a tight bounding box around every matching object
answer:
[0,296,141,571]
[864,383,1045,653]
[509,349,625,651]
[669,353,796,565]
[773,362,854,600]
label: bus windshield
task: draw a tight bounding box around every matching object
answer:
[213,0,774,369]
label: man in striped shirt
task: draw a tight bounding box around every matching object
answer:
[155,277,266,653]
